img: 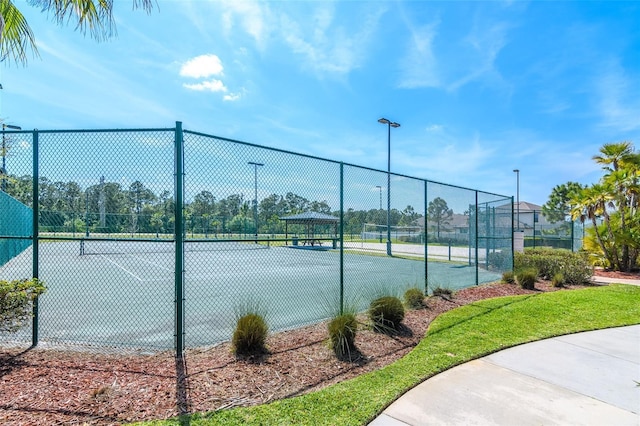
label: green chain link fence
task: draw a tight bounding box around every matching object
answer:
[0,123,513,353]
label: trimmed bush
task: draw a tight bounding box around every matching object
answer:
[514,248,592,285]
[369,296,405,331]
[232,313,268,356]
[403,288,425,309]
[1,278,46,332]
[487,251,512,270]
[516,268,537,290]
[502,271,515,284]
[328,313,357,359]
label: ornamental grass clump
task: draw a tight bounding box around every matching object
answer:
[232,313,268,356]
[369,296,405,332]
[502,271,515,284]
[552,272,565,288]
[516,268,538,290]
[328,313,358,360]
[403,287,425,309]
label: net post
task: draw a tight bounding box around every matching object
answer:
[31,129,39,347]
[174,122,185,357]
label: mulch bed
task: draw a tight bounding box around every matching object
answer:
[0,279,601,425]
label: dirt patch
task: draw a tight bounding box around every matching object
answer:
[0,281,594,425]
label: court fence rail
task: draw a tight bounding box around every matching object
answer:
[0,122,513,354]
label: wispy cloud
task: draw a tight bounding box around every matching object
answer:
[595,60,640,132]
[278,4,383,77]
[220,0,270,49]
[398,21,440,88]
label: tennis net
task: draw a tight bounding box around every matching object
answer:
[80,238,271,255]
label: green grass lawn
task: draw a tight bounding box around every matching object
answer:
[134,284,640,426]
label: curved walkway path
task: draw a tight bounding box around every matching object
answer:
[370,278,640,425]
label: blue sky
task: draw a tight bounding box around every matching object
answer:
[2,0,639,206]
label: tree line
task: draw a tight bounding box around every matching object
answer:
[3,174,428,237]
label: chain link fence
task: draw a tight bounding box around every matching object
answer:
[0,123,513,353]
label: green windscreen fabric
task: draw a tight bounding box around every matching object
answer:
[0,191,33,267]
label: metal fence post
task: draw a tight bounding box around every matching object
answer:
[475,191,479,285]
[174,122,185,357]
[424,180,428,294]
[339,162,344,315]
[32,130,39,347]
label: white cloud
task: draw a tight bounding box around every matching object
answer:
[183,79,228,92]
[595,61,640,132]
[179,54,224,79]
[279,4,383,76]
[220,0,269,48]
[398,22,440,89]
[223,92,242,102]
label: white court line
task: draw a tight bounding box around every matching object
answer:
[99,254,144,282]
[128,253,174,273]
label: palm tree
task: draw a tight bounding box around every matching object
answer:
[592,141,634,173]
[1,0,154,66]
[571,184,618,270]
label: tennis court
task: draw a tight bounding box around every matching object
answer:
[1,240,501,350]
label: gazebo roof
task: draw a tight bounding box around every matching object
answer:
[279,212,339,224]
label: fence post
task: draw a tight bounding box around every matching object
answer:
[31,130,39,347]
[475,191,479,285]
[339,162,344,315]
[174,122,185,357]
[424,180,428,294]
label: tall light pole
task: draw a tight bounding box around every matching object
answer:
[248,161,264,242]
[513,169,520,231]
[1,123,21,192]
[378,118,400,256]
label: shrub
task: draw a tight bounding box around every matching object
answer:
[502,271,515,284]
[516,268,537,290]
[328,313,357,359]
[0,278,46,332]
[487,251,512,270]
[232,313,268,356]
[432,286,453,299]
[552,272,565,288]
[369,296,405,331]
[515,248,592,285]
[403,288,425,309]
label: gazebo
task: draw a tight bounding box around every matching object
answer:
[279,212,339,247]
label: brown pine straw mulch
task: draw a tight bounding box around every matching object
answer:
[0,277,610,426]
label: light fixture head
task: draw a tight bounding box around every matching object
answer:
[378,118,390,125]
[248,161,264,166]
[513,169,519,173]
[390,122,400,128]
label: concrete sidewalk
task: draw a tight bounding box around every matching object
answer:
[370,325,640,425]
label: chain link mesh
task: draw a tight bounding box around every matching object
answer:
[0,126,517,351]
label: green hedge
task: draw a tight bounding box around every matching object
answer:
[514,248,592,285]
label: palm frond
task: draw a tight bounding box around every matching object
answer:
[0,0,40,66]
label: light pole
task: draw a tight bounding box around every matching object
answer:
[248,161,264,242]
[513,169,520,231]
[378,118,400,256]
[1,123,21,192]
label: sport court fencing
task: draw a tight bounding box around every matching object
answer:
[0,123,513,353]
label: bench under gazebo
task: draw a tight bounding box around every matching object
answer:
[279,212,339,247]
